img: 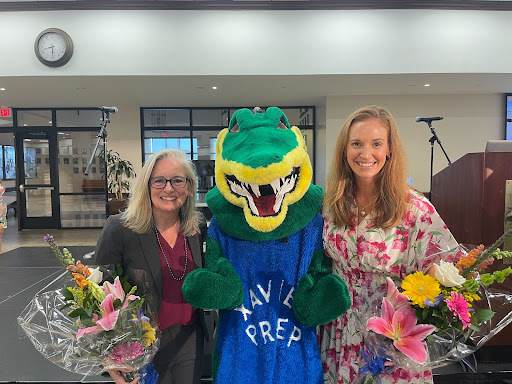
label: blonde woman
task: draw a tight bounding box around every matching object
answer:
[95,149,208,384]
[320,106,460,384]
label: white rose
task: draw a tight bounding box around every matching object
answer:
[434,260,466,287]
[86,267,103,284]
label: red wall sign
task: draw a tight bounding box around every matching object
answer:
[0,108,11,117]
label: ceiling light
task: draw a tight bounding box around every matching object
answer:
[212,86,218,90]
[424,83,430,87]
[24,124,27,127]
[0,88,5,91]
[48,121,52,124]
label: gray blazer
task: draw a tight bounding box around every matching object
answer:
[94,214,209,341]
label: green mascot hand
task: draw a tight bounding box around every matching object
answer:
[293,273,350,327]
[182,257,244,310]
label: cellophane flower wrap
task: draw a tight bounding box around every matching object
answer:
[356,227,512,384]
[17,235,161,383]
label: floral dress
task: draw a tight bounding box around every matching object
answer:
[320,190,460,384]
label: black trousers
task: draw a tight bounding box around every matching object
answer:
[152,322,204,384]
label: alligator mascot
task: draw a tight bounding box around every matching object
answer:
[182,107,350,384]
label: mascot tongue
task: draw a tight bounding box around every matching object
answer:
[253,194,276,216]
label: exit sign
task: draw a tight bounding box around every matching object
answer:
[0,107,11,117]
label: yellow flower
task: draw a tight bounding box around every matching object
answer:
[141,321,156,347]
[401,271,441,308]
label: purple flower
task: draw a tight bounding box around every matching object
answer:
[43,234,54,243]
[425,294,443,307]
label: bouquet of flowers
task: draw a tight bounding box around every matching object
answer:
[17,235,160,383]
[357,227,512,384]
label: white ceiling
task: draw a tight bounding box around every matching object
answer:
[1,73,512,109]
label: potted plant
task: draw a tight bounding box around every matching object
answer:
[100,149,136,214]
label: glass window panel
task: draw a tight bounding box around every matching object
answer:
[24,138,50,185]
[143,109,190,127]
[301,128,314,173]
[4,146,15,179]
[0,113,13,127]
[17,110,52,127]
[60,194,106,228]
[26,189,52,217]
[56,109,103,127]
[279,108,314,126]
[58,131,104,193]
[195,131,218,160]
[144,130,193,159]
[192,109,229,127]
[0,146,3,178]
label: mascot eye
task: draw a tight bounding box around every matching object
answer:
[230,117,239,133]
[277,116,289,130]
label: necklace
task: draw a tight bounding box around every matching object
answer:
[358,201,372,217]
[154,224,188,281]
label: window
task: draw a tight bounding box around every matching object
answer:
[141,106,316,203]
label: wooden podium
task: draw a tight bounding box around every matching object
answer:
[431,152,512,247]
[432,152,512,346]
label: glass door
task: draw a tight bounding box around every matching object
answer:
[16,130,60,229]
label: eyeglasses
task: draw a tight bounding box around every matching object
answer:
[149,176,189,189]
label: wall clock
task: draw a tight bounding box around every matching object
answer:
[34,28,73,67]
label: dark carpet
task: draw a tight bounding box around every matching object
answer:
[0,246,96,268]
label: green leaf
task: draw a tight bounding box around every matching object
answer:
[473,309,495,323]
[58,302,73,311]
[68,308,87,318]
[63,287,74,300]
[384,234,395,242]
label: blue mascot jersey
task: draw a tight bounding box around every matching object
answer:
[208,213,324,384]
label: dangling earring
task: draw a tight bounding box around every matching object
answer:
[386,155,391,160]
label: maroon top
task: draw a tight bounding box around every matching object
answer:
[156,231,197,331]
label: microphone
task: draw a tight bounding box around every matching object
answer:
[416,116,443,123]
[99,106,118,114]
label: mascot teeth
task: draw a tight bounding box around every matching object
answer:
[226,167,300,217]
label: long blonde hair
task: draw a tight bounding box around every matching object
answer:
[324,105,409,229]
[122,149,202,236]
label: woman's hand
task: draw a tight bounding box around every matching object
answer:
[106,367,140,384]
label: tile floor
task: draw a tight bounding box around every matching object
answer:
[1,215,102,254]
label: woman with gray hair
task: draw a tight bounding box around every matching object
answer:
[95,148,208,384]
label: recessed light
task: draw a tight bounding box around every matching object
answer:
[23,124,27,127]
[424,83,430,87]
[0,88,5,91]
[212,86,218,90]
[48,121,52,124]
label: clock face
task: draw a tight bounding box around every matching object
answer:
[34,28,73,67]
[37,32,67,62]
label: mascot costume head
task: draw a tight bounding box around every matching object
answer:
[183,107,350,384]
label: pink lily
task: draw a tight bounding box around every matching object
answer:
[367,298,436,363]
[76,294,120,339]
[385,277,410,310]
[102,276,139,309]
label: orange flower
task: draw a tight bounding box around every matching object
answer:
[72,272,90,289]
[456,244,484,272]
[477,258,494,271]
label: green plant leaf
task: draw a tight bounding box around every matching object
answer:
[68,308,87,318]
[473,309,495,323]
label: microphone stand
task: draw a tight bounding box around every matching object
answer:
[85,110,112,216]
[426,121,452,204]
